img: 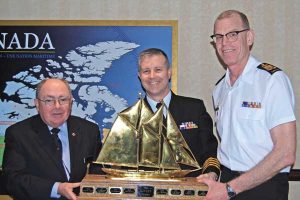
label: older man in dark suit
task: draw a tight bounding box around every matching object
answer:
[3,78,102,200]
[138,48,220,179]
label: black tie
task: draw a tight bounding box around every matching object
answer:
[51,128,62,158]
[156,102,162,109]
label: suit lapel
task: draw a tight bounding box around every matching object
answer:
[67,117,81,178]
[31,115,66,178]
[168,92,180,121]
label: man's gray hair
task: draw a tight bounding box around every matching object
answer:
[138,48,170,71]
[36,78,72,98]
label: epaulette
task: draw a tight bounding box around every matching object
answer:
[257,63,282,75]
[215,74,225,85]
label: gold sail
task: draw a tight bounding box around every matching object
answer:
[119,97,153,130]
[139,104,179,170]
[95,114,138,167]
[95,99,153,167]
[165,110,200,169]
[94,98,200,178]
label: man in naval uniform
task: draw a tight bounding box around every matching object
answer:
[197,10,296,200]
[137,48,220,179]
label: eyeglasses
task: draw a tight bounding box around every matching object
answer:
[37,97,71,106]
[210,29,249,43]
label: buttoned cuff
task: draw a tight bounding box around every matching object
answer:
[51,182,61,198]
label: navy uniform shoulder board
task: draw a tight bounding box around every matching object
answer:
[215,74,225,85]
[257,63,282,75]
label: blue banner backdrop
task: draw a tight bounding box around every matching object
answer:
[0,20,178,166]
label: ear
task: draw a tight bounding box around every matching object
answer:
[247,29,255,46]
[69,96,73,106]
[34,99,40,112]
[168,67,172,79]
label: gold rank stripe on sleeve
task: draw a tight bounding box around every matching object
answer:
[202,157,220,173]
[202,160,220,172]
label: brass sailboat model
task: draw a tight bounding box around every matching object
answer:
[94,97,201,179]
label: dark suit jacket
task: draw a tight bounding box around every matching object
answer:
[3,114,102,200]
[145,92,219,177]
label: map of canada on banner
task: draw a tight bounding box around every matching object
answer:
[0,24,173,166]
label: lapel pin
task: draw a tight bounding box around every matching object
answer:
[72,132,76,137]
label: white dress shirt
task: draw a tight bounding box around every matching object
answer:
[213,56,296,172]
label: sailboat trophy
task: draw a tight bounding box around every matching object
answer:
[79,97,208,199]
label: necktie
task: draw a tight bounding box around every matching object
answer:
[156,102,162,109]
[51,128,62,158]
[51,128,71,179]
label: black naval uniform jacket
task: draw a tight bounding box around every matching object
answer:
[144,91,220,177]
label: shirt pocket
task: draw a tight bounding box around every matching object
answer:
[238,107,265,120]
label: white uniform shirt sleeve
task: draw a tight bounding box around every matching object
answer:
[265,72,296,129]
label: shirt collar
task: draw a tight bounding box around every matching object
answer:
[225,55,261,86]
[146,91,171,112]
[48,122,67,135]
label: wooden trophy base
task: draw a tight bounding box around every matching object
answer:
[79,175,208,199]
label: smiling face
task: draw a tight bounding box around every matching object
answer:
[34,79,73,128]
[214,13,254,71]
[138,54,171,102]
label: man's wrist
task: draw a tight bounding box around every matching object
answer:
[225,183,237,199]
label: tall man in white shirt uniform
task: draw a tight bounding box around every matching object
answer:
[197,10,297,200]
